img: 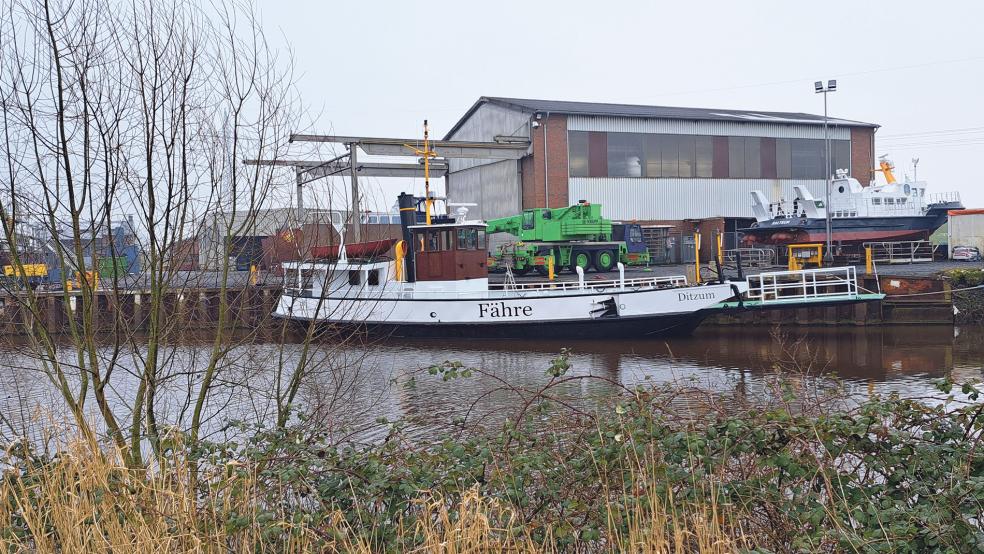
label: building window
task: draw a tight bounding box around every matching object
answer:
[660,135,679,178]
[348,270,360,286]
[678,135,696,178]
[776,138,791,178]
[744,137,761,179]
[761,137,776,179]
[607,133,645,177]
[790,138,822,179]
[567,131,853,180]
[588,132,607,177]
[712,136,729,178]
[368,269,380,286]
[568,131,589,177]
[696,136,713,178]
[728,138,745,178]
[832,139,851,174]
[644,135,661,178]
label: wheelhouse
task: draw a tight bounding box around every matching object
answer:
[409,222,488,282]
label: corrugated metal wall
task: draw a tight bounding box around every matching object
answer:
[449,160,522,221]
[447,103,531,173]
[570,177,827,220]
[568,115,851,140]
[948,213,984,254]
[446,103,529,225]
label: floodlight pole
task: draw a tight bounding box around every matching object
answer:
[816,80,837,262]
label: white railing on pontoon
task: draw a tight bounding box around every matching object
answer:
[722,248,776,268]
[746,267,858,304]
[863,240,936,264]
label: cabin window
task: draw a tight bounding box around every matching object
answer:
[426,231,441,252]
[285,268,299,290]
[348,270,361,286]
[457,228,480,250]
[301,269,314,293]
[368,269,380,286]
[885,198,895,205]
[477,230,487,250]
[522,212,535,230]
[898,198,907,204]
[871,198,882,205]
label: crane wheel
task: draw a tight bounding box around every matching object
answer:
[593,249,616,272]
[569,249,593,273]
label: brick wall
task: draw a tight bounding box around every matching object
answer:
[524,114,569,209]
[851,127,874,185]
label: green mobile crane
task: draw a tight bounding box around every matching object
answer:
[486,201,650,275]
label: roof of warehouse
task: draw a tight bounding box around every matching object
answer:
[445,96,878,139]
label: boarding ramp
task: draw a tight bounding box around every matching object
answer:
[862,240,936,264]
[723,247,776,268]
[746,266,862,305]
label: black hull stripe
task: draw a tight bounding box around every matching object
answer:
[284,312,709,339]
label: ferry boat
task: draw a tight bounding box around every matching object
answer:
[273,193,749,338]
[741,160,962,245]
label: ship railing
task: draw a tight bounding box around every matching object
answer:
[746,266,858,304]
[928,191,961,204]
[491,274,688,293]
[862,240,936,264]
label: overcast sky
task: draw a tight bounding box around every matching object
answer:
[256,0,984,211]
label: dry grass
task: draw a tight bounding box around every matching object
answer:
[0,438,320,553]
[0,437,748,553]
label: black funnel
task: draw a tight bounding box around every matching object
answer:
[397,193,417,283]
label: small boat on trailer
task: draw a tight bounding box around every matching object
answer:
[273,193,881,339]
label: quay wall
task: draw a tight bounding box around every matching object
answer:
[0,287,281,336]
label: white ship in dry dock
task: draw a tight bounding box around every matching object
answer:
[273,194,882,339]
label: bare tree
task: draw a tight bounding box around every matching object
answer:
[0,0,337,467]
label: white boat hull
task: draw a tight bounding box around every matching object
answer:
[273,281,743,339]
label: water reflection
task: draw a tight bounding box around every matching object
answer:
[0,325,981,443]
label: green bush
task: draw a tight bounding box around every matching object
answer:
[945,268,984,288]
[5,372,984,552]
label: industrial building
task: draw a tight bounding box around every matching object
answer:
[445,97,878,260]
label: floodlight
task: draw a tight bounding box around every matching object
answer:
[814,81,823,92]
[827,79,837,91]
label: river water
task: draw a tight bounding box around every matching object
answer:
[1,325,981,444]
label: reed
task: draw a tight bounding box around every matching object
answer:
[0,435,746,553]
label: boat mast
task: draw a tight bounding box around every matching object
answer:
[424,120,432,225]
[405,120,438,225]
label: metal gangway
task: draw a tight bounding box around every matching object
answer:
[862,240,937,264]
[722,247,776,268]
[745,266,862,305]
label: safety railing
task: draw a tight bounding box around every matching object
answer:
[491,274,688,293]
[862,240,936,264]
[928,191,961,204]
[723,248,776,268]
[746,266,858,304]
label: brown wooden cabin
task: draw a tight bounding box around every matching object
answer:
[409,223,488,282]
